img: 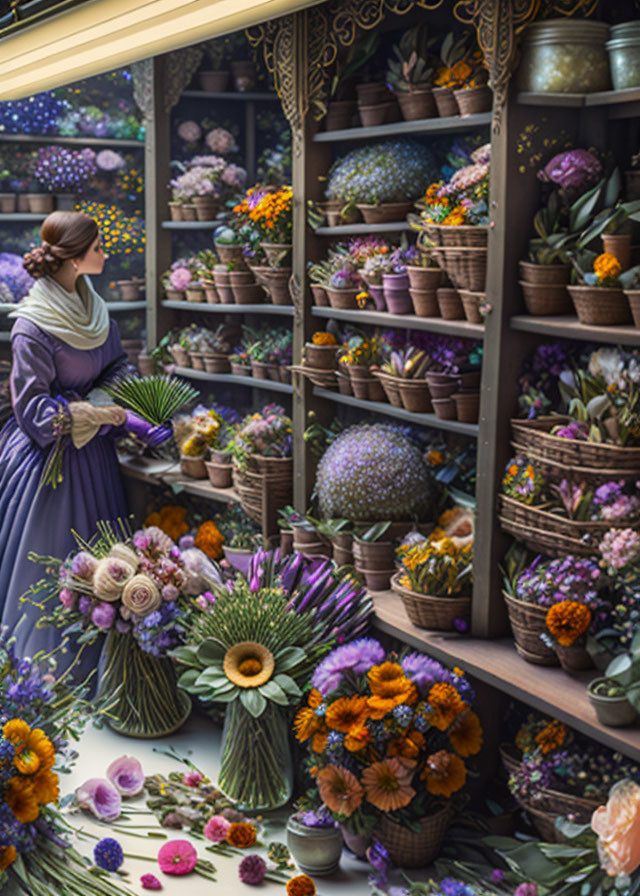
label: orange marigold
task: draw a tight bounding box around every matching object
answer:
[546,600,591,646]
[425,683,467,731]
[0,846,17,872]
[535,720,566,754]
[5,777,39,824]
[227,822,257,848]
[449,710,483,757]
[194,521,224,560]
[367,664,418,718]
[325,696,369,733]
[286,874,316,896]
[312,332,337,346]
[593,252,621,283]
[422,750,466,798]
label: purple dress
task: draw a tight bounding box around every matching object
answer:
[0,317,129,658]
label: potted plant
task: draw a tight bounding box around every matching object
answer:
[214,503,263,575]
[176,410,222,479]
[304,331,338,370]
[30,144,97,211]
[294,638,482,866]
[169,156,231,222]
[286,808,343,876]
[382,247,413,314]
[432,32,474,116]
[588,675,639,728]
[162,261,191,301]
[361,250,393,311]
[249,185,293,268]
[375,346,432,412]
[326,267,361,310]
[567,251,637,326]
[199,38,231,92]
[213,223,246,266]
[325,34,380,130]
[339,332,385,400]
[452,51,492,116]
[386,24,437,121]
[543,598,594,673]
[352,521,394,589]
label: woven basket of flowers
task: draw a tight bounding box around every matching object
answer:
[377,805,455,867]
[511,417,640,472]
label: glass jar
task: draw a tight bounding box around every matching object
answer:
[607,23,640,90]
[518,19,610,93]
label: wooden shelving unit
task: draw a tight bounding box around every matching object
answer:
[161,220,224,230]
[312,306,485,338]
[0,213,47,222]
[511,314,640,346]
[163,300,294,317]
[313,111,492,142]
[315,221,412,236]
[181,90,280,102]
[0,133,144,148]
[118,454,240,504]
[174,366,294,394]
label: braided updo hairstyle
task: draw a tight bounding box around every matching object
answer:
[23,212,98,279]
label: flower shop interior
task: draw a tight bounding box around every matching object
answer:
[3,0,640,894]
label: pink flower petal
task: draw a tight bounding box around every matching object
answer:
[204,814,231,843]
[75,778,122,821]
[107,755,145,798]
[157,840,198,875]
[141,873,163,890]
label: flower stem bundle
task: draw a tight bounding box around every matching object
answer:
[104,374,198,426]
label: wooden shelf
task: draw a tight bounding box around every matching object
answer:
[372,589,640,762]
[0,133,144,147]
[174,365,294,394]
[106,301,147,311]
[181,90,280,102]
[0,213,47,221]
[511,314,640,346]
[118,454,240,504]
[162,220,225,230]
[312,306,484,339]
[315,222,412,236]
[518,87,640,118]
[163,300,294,317]
[313,111,492,142]
[312,386,479,436]
[517,92,585,107]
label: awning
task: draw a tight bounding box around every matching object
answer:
[0,0,321,100]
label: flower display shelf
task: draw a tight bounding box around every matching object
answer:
[181,90,281,102]
[511,416,640,473]
[0,133,144,148]
[290,364,338,389]
[162,300,294,317]
[232,457,293,529]
[117,454,240,505]
[315,221,412,236]
[390,573,471,631]
[172,366,294,395]
[498,494,640,558]
[161,220,226,230]
[511,314,640,347]
[313,111,492,142]
[503,591,557,666]
[312,386,479,437]
[311,306,484,338]
[517,87,640,117]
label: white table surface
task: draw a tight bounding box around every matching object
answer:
[56,712,415,895]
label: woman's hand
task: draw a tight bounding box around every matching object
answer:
[104,405,127,426]
[125,411,173,447]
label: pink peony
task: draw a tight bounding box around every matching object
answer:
[59,588,77,609]
[592,779,640,876]
[157,840,198,875]
[141,873,163,890]
[177,120,202,143]
[107,755,145,797]
[75,778,122,821]
[183,771,203,787]
[539,149,603,192]
[204,815,231,843]
[169,266,192,291]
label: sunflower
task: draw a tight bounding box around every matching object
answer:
[425,682,467,730]
[316,764,363,817]
[0,846,17,872]
[223,642,274,688]
[6,776,39,823]
[361,757,416,812]
[535,720,566,754]
[325,696,369,734]
[421,751,466,798]
[546,601,591,646]
[449,711,483,757]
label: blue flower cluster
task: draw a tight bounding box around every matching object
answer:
[0,254,33,304]
[133,602,184,657]
[0,92,69,135]
[326,139,438,205]
[33,146,97,194]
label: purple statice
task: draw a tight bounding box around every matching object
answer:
[0,92,69,134]
[553,420,589,441]
[515,555,604,609]
[93,838,124,872]
[91,602,116,631]
[401,652,449,694]
[132,601,184,656]
[592,481,640,521]
[538,149,603,192]
[0,253,34,303]
[312,638,386,695]
[33,146,97,193]
[299,807,337,828]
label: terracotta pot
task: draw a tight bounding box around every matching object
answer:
[432,397,457,420]
[203,354,231,374]
[180,454,207,479]
[164,288,185,302]
[397,381,433,413]
[410,287,439,317]
[568,285,632,325]
[459,370,481,390]
[356,82,392,105]
[168,202,183,221]
[459,290,485,323]
[367,378,386,402]
[231,60,256,92]
[260,242,292,268]
[356,202,413,224]
[294,541,333,558]
[185,286,205,303]
[407,266,442,290]
[427,380,459,400]
[364,282,386,312]
[326,287,359,310]
[26,194,55,214]
[117,280,142,302]
[0,193,16,213]
[374,372,403,407]
[181,204,197,221]
[215,243,245,266]
[437,287,464,320]
[358,101,399,127]
[452,392,480,424]
[213,271,234,304]
[324,201,362,226]
[262,270,293,305]
[251,361,268,379]
[170,345,190,367]
[518,261,571,285]
[325,100,357,131]
[203,281,219,303]
[624,290,640,327]
[454,85,492,115]
[210,449,232,464]
[520,281,571,316]
[336,372,353,395]
[231,362,251,376]
[17,195,30,212]
[353,540,395,568]
[384,284,412,315]
[193,196,220,221]
[433,87,459,117]
[233,283,264,304]
[360,568,394,590]
[555,639,593,674]
[333,545,354,566]
[189,351,204,370]
[137,352,155,376]
[280,529,294,555]
[305,344,337,369]
[602,233,632,270]
[396,89,437,120]
[205,461,233,489]
[199,70,230,92]
[311,285,330,307]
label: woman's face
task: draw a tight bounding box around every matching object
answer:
[75,234,107,275]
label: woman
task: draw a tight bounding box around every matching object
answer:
[0,211,168,657]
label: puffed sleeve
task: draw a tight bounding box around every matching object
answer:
[10,332,70,448]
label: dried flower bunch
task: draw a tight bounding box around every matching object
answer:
[415,143,490,227]
[396,507,474,598]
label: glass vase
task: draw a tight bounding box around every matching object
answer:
[219,701,293,810]
[96,629,191,738]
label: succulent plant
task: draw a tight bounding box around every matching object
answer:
[315,424,437,522]
[326,139,437,207]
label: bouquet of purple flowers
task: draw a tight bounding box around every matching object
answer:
[32,145,97,194]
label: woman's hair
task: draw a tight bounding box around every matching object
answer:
[23,212,98,279]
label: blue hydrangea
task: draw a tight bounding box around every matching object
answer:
[93,837,124,872]
[0,254,34,303]
[132,601,183,657]
[0,92,69,135]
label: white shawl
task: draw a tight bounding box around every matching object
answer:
[9,275,110,350]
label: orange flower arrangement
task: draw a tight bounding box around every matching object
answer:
[546,600,592,646]
[593,252,622,284]
[226,821,257,848]
[297,639,481,834]
[286,875,316,896]
[194,521,224,560]
[247,185,293,243]
[534,720,567,755]
[0,845,17,872]
[311,332,337,346]
[2,720,59,825]
[144,505,189,541]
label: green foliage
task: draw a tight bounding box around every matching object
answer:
[104,374,198,426]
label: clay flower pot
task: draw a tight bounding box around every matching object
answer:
[409,288,439,317]
[326,287,359,310]
[396,89,437,120]
[432,397,457,420]
[520,281,571,316]
[518,261,571,285]
[199,70,230,92]
[358,102,399,127]
[588,678,638,727]
[311,285,330,306]
[324,100,357,130]
[0,193,16,213]
[305,344,338,369]
[213,270,234,304]
[568,285,631,326]
[433,87,459,117]
[27,193,55,214]
[205,461,233,488]
[180,454,207,479]
[406,266,442,290]
[602,233,632,271]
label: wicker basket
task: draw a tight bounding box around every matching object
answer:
[391,574,471,631]
[356,202,413,224]
[232,457,293,525]
[568,285,632,326]
[376,806,453,868]
[511,442,640,486]
[499,743,521,779]
[516,790,600,843]
[498,494,638,557]
[435,246,487,291]
[503,591,558,666]
[511,416,640,472]
[520,281,571,316]
[454,85,492,115]
[373,371,403,407]
[438,224,488,248]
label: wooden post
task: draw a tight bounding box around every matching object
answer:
[144,54,172,350]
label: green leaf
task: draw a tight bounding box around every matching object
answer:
[212,688,239,703]
[607,653,633,682]
[195,671,231,689]
[240,688,267,718]
[570,180,603,232]
[604,167,622,207]
[273,673,302,697]
[170,646,201,668]
[274,646,307,671]
[178,668,200,689]
[197,638,227,664]
[258,680,289,705]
